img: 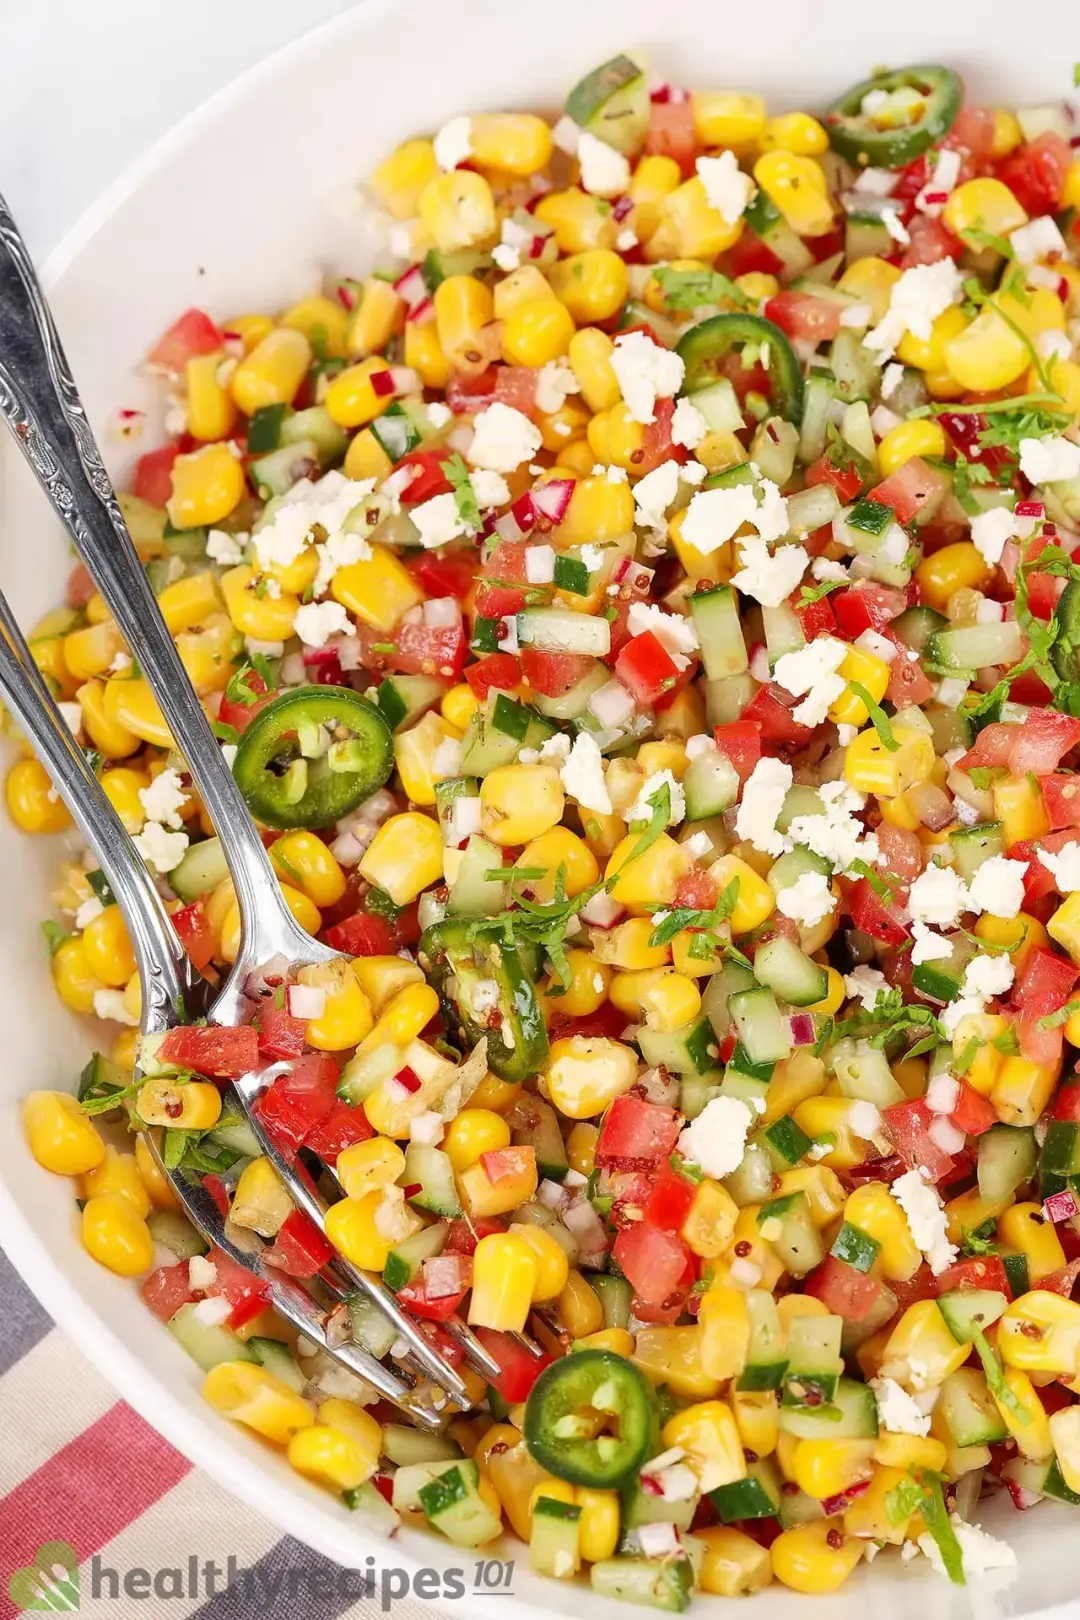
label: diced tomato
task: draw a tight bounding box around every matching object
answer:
[465,651,521,699]
[520,646,597,698]
[218,668,275,735]
[950,1082,998,1137]
[957,722,1018,773]
[158,1024,259,1080]
[886,637,936,707]
[263,1209,336,1279]
[875,822,924,888]
[206,1247,271,1313]
[365,618,468,682]
[1009,712,1080,776]
[140,1263,196,1322]
[644,100,697,175]
[1041,1258,1080,1301]
[202,1176,231,1219]
[613,1222,693,1306]
[397,1278,471,1323]
[475,542,537,619]
[936,411,1013,480]
[674,868,719,910]
[804,1255,883,1321]
[610,1169,667,1231]
[831,583,906,637]
[255,1004,308,1061]
[323,910,397,957]
[171,901,215,973]
[871,457,948,524]
[1013,947,1079,1017]
[899,215,964,269]
[712,719,763,781]
[303,1099,374,1162]
[614,630,681,706]
[764,291,843,344]
[848,877,910,948]
[1016,1010,1064,1071]
[653,655,699,713]
[474,1328,553,1402]
[1025,572,1066,622]
[1054,1081,1080,1123]
[596,1095,682,1170]
[644,1165,698,1231]
[887,1264,939,1315]
[740,685,814,749]
[724,228,784,279]
[479,1146,536,1185]
[1035,774,1080,831]
[148,308,225,373]
[546,1003,633,1042]
[445,368,498,416]
[793,593,838,642]
[493,365,539,419]
[445,1217,505,1256]
[996,133,1073,217]
[394,449,453,502]
[65,563,96,611]
[636,398,687,478]
[943,104,997,159]
[1009,839,1060,906]
[881,1097,956,1183]
[935,1253,1012,1300]
[802,453,864,504]
[407,550,477,601]
[255,1053,338,1155]
[132,443,181,506]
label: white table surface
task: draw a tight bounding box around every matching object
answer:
[0,0,355,260]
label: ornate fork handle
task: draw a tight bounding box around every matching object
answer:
[0,193,298,953]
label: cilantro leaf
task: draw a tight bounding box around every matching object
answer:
[41,919,70,956]
[652,264,750,312]
[623,780,673,868]
[918,1473,966,1585]
[440,452,481,531]
[972,1326,1031,1426]
[884,1477,926,1526]
[799,578,846,607]
[848,680,898,751]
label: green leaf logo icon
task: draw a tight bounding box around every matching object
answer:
[7,1542,80,1611]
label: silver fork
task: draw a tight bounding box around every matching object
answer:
[0,190,501,1396]
[0,589,447,1428]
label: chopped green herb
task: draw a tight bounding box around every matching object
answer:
[848,681,898,751]
[651,265,750,312]
[441,452,481,532]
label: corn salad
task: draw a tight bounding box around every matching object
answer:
[14,49,1080,1607]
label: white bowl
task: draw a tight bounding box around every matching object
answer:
[1,3,1076,1614]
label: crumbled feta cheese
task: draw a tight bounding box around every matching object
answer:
[560,732,612,815]
[632,460,681,530]
[1019,434,1080,485]
[1010,214,1067,265]
[629,768,685,827]
[616,227,639,251]
[610,331,685,425]
[191,1296,233,1328]
[908,863,970,927]
[206,528,245,566]
[680,460,707,486]
[468,403,543,472]
[252,470,376,577]
[848,1100,883,1140]
[534,360,580,415]
[134,821,189,874]
[524,544,556,584]
[967,854,1026,919]
[588,679,637,730]
[970,505,1017,567]
[734,756,793,857]
[927,1073,960,1115]
[776,870,836,927]
[911,921,952,964]
[138,767,187,829]
[426,401,452,430]
[552,115,580,155]
[74,896,104,930]
[678,1096,754,1179]
[811,556,849,582]
[577,131,632,197]
[917,1516,1016,1580]
[679,476,789,558]
[626,601,699,662]
[787,780,878,875]
[671,396,708,450]
[839,302,873,330]
[866,258,963,357]
[695,150,755,225]
[844,965,888,1012]
[637,1523,682,1559]
[537,732,572,763]
[293,600,351,648]
[433,115,473,171]
[962,952,1015,1002]
[871,1376,932,1436]
[774,636,849,728]
[880,362,905,401]
[471,470,511,510]
[1038,842,1080,892]
[733,536,809,608]
[682,830,714,861]
[188,1254,218,1293]
[491,243,520,272]
[409,491,467,550]
[893,1168,957,1275]
[92,988,139,1026]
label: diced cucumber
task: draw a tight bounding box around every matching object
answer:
[728,988,791,1065]
[891,604,949,652]
[782,1313,843,1407]
[762,1115,813,1170]
[565,55,649,156]
[688,379,743,435]
[738,1290,788,1391]
[778,1486,826,1528]
[447,834,507,918]
[744,191,813,275]
[797,374,839,464]
[830,1039,905,1107]
[777,1376,879,1440]
[701,961,758,1037]
[147,1209,208,1260]
[678,1071,724,1122]
[937,1289,1008,1344]
[170,836,229,902]
[927,620,1025,672]
[168,1302,254,1371]
[342,1477,402,1528]
[535,661,610,722]
[762,601,804,665]
[434,774,480,840]
[638,1016,718,1076]
[828,329,881,401]
[719,1062,771,1114]
[705,671,756,726]
[841,401,878,468]
[530,1493,582,1578]
[377,673,447,732]
[248,438,320,498]
[767,843,831,890]
[370,402,421,463]
[589,1558,693,1613]
[381,1423,462,1468]
[282,405,348,466]
[937,1367,1008,1447]
[830,1220,880,1274]
[622,1471,699,1534]
[208,1101,263,1161]
[460,693,555,776]
[724,1138,776,1205]
[690,585,748,680]
[383,1221,448,1292]
[348,1291,399,1359]
[711,1457,782,1521]
[979,1124,1037,1204]
[910,930,974,1003]
[750,417,799,488]
[518,607,611,657]
[589,1273,634,1330]
[402,1143,462,1217]
[949,821,1005,882]
[682,749,740,821]
[840,1280,899,1354]
[1042,1457,1080,1506]
[752,937,828,1008]
[77,1051,132,1105]
[845,212,895,262]
[393,1457,464,1511]
[786,482,841,536]
[247,1336,307,1394]
[758,1191,824,1276]
[511,1096,569,1180]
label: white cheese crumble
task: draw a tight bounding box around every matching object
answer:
[927,1073,960,1115]
[967,854,1026,919]
[92,988,139,1026]
[962,952,1015,1002]
[880,362,905,401]
[908,863,970,927]
[871,1376,932,1436]
[74,896,104,930]
[733,537,808,608]
[734,756,793,857]
[787,780,879,875]
[633,460,682,531]
[206,528,245,566]
[776,869,836,927]
[1018,435,1080,485]
[1038,842,1080,892]
[911,921,952,964]
[467,403,543,472]
[892,1169,957,1275]
[560,732,612,815]
[917,1516,1016,1580]
[848,1099,883,1140]
[609,331,685,425]
[671,397,708,449]
[1010,214,1067,265]
[534,359,580,415]
[773,636,849,728]
[251,470,376,578]
[970,505,1017,567]
[844,965,887,1011]
[626,601,699,663]
[866,258,963,358]
[577,131,632,197]
[188,1254,218,1293]
[678,1095,754,1179]
[433,115,473,171]
[695,150,755,225]
[629,768,685,828]
[524,544,556,584]
[134,821,189,874]
[138,767,187,829]
[293,600,351,648]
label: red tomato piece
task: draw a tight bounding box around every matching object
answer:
[445,1217,505,1256]
[871,457,948,524]
[1016,1010,1064,1071]
[674,868,719,910]
[740,685,814,749]
[996,133,1073,217]
[934,1253,1012,1300]
[203,1176,231,1219]
[140,1263,196,1322]
[473,1328,553,1402]
[475,542,537,619]
[1025,572,1066,622]
[1035,775,1080,831]
[1054,1081,1080,1123]
[764,291,843,343]
[725,228,784,279]
[263,1209,336,1279]
[479,1146,535,1184]
[793,593,838,642]
[712,719,763,781]
[1009,839,1060,906]
[396,1279,471,1323]
[644,100,697,175]
[614,630,681,706]
[899,216,964,269]
[132,443,182,506]
[407,550,477,601]
[255,1053,338,1155]
[958,722,1019,773]
[323,911,397,957]
[875,822,924,888]
[148,309,225,374]
[848,877,910,948]
[520,647,597,698]
[218,668,275,735]
[465,651,521,699]
[881,1097,956,1183]
[886,637,936,708]
[636,398,687,478]
[803,453,865,504]
[445,368,499,415]
[207,1246,271,1311]
[303,1099,374,1162]
[546,1003,634,1043]
[596,1095,683,1171]
[1009,712,1080,777]
[493,365,539,419]
[804,1255,883,1321]
[831,584,907,637]
[613,1223,692,1306]
[255,1004,308,1061]
[381,619,469,682]
[158,1024,259,1080]
[944,105,997,158]
[644,1166,698,1231]
[950,1082,998,1137]
[171,901,215,973]
[1012,947,1079,1017]
[394,449,453,502]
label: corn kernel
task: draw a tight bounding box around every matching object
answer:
[231,328,311,415]
[203,1361,314,1444]
[23,1090,105,1176]
[469,1232,538,1332]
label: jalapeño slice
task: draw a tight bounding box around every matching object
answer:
[825,65,962,169]
[676,313,804,425]
[231,684,392,829]
[524,1350,655,1488]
